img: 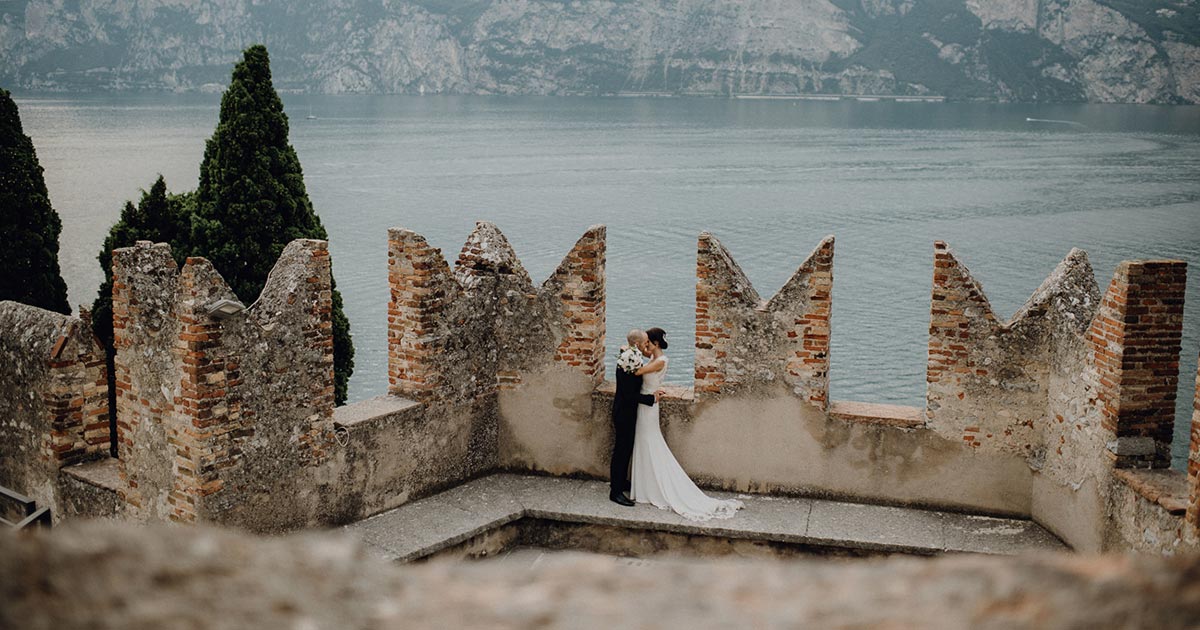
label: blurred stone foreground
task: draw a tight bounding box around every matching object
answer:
[2,521,1198,630]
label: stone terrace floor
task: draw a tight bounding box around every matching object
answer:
[343,474,1067,561]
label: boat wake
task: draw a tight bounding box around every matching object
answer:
[1025,117,1087,128]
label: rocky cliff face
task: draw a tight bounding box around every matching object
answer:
[1,0,1197,102]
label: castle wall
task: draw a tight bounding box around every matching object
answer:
[921,242,1111,547]
[100,224,609,532]
[5,222,1195,551]
[1189,351,1200,530]
[693,234,832,407]
[58,459,124,521]
[330,395,454,515]
[663,391,1034,514]
[500,235,1039,516]
[110,242,181,521]
[0,301,109,522]
[113,240,342,531]
[1079,260,1187,551]
[493,233,1194,550]
[1095,350,1200,555]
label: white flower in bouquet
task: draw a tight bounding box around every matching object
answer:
[616,345,645,374]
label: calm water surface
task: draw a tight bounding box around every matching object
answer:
[15,94,1200,467]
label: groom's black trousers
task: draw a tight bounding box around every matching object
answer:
[610,369,656,496]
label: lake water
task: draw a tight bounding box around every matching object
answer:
[14,93,1200,468]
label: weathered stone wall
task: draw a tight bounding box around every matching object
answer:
[387,222,609,474]
[113,240,340,530]
[110,242,181,521]
[673,396,1036,514]
[57,459,123,521]
[1106,469,1193,555]
[91,224,609,531]
[502,235,1033,515]
[924,243,1098,454]
[1042,259,1187,551]
[1092,261,1187,469]
[694,233,833,407]
[0,301,109,521]
[4,223,1195,553]
[495,236,1194,551]
[913,244,1194,552]
[330,396,443,514]
[920,242,1113,547]
[388,221,605,401]
[1187,352,1200,533]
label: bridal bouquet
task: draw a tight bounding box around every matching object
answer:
[616,346,645,374]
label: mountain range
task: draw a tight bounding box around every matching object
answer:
[1,0,1197,102]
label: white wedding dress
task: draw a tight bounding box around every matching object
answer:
[630,356,744,521]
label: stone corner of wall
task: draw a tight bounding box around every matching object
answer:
[1091,258,1187,470]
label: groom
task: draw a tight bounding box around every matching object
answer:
[609,329,663,506]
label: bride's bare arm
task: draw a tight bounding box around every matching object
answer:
[635,357,666,376]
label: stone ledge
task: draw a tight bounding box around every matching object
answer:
[344,474,1066,562]
[593,380,694,402]
[60,457,122,492]
[589,388,924,428]
[1112,468,1189,515]
[333,395,423,430]
[829,400,924,429]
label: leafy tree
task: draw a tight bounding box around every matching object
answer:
[91,176,191,352]
[0,88,70,314]
[190,44,353,404]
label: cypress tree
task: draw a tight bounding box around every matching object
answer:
[190,45,354,404]
[0,88,70,314]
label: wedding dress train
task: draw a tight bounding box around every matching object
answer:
[630,356,744,521]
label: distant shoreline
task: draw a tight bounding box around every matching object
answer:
[13,88,1200,107]
[608,92,946,102]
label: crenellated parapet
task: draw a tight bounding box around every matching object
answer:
[694,233,833,407]
[922,242,1195,551]
[0,301,109,520]
[3,223,1197,555]
[388,221,607,404]
[925,242,1099,455]
[113,239,334,526]
[540,226,606,383]
[386,228,462,403]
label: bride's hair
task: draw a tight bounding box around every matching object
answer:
[646,327,668,350]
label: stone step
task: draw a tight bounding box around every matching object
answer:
[344,474,1067,562]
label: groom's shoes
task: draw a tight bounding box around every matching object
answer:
[609,492,635,507]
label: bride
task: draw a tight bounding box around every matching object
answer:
[630,327,744,521]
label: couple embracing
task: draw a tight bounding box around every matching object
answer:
[608,327,744,521]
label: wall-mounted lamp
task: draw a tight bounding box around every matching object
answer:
[206,298,246,320]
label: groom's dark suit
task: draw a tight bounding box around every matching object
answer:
[610,363,657,497]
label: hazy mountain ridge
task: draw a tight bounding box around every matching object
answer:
[1,0,1197,102]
